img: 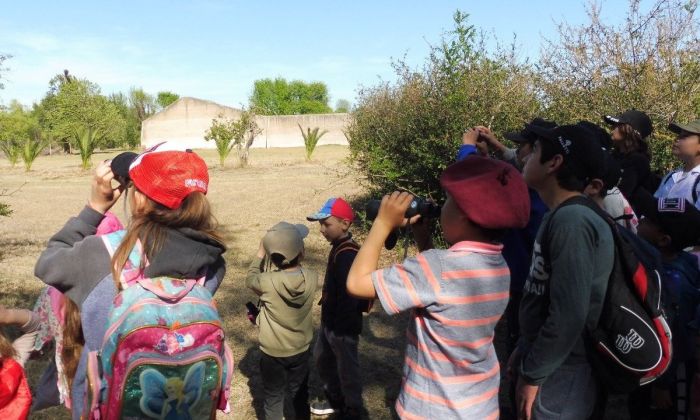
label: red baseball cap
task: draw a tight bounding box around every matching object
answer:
[440,156,530,229]
[306,197,355,221]
[124,142,209,209]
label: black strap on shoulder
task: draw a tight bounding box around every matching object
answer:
[541,195,613,260]
[692,175,700,203]
[661,171,675,187]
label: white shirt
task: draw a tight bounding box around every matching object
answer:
[654,163,700,209]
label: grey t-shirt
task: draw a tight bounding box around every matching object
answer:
[519,202,614,384]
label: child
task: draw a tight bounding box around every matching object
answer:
[246,221,318,420]
[603,109,657,213]
[31,211,124,412]
[0,306,39,419]
[633,195,700,419]
[347,156,530,418]
[34,143,227,419]
[513,124,613,419]
[307,198,368,419]
[655,119,700,209]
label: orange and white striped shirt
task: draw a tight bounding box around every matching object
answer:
[371,241,510,419]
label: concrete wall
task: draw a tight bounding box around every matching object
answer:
[141,97,350,149]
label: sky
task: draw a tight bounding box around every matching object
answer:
[0,0,633,109]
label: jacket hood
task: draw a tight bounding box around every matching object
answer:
[271,268,315,308]
[143,227,226,279]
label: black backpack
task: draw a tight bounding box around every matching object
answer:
[544,196,673,393]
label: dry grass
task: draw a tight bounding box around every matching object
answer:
[0,145,628,419]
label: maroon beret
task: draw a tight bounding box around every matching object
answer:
[440,156,530,229]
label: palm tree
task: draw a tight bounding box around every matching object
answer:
[298,124,328,161]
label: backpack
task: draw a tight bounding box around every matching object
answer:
[84,231,234,420]
[544,196,672,393]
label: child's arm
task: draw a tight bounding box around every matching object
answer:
[245,242,266,296]
[347,192,413,298]
[0,307,40,367]
[34,162,121,308]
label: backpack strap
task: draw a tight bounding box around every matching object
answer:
[692,174,700,204]
[331,239,375,313]
[332,240,360,264]
[542,195,611,259]
[661,171,675,189]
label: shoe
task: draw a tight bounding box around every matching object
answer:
[310,400,338,416]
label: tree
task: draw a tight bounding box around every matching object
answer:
[156,91,180,109]
[109,92,141,149]
[204,113,238,168]
[250,78,332,115]
[347,11,540,200]
[21,126,48,171]
[204,110,261,167]
[234,110,262,166]
[38,71,126,153]
[298,124,328,160]
[0,54,10,91]
[129,87,156,122]
[73,127,103,170]
[0,101,35,167]
[335,99,351,113]
[537,0,700,173]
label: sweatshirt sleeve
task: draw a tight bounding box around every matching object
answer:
[519,212,602,384]
[456,144,477,161]
[34,206,112,309]
[245,257,264,295]
[203,255,227,295]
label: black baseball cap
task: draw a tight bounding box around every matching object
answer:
[577,120,613,151]
[636,193,700,250]
[527,123,606,181]
[111,151,138,184]
[603,109,653,138]
[504,118,557,144]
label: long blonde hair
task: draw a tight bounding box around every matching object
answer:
[61,297,84,391]
[111,191,224,288]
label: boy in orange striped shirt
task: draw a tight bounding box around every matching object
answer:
[347,156,530,418]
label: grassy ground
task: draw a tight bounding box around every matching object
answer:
[0,145,627,419]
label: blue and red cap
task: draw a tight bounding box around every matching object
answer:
[306,197,355,221]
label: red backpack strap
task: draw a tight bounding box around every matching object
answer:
[332,240,360,264]
[332,240,374,313]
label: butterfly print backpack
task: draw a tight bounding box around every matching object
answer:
[84,230,234,420]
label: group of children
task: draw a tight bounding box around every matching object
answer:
[1,112,699,420]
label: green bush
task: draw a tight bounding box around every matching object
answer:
[347,11,540,201]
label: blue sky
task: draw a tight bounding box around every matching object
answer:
[0,1,631,109]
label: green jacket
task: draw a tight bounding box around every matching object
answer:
[246,257,319,357]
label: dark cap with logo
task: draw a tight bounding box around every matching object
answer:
[603,109,653,138]
[526,123,606,182]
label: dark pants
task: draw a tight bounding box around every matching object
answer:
[313,325,363,410]
[532,362,598,420]
[259,349,310,420]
